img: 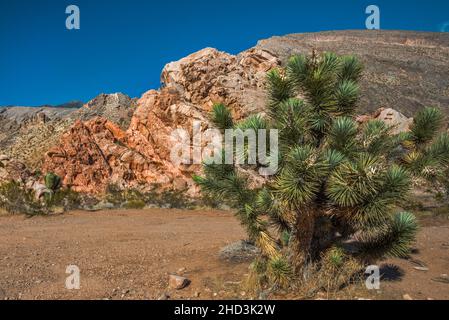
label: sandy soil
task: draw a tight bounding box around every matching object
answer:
[0,209,448,300]
[0,209,248,300]
[376,217,449,300]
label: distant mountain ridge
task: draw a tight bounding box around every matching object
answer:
[1,100,84,109]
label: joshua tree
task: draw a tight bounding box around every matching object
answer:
[194,51,449,288]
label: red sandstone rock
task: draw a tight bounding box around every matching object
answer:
[41,48,281,195]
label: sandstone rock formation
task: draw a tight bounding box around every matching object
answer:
[161,47,280,117]
[42,118,173,194]
[41,48,281,194]
[0,108,76,169]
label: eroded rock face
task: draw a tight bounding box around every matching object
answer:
[42,48,281,194]
[0,107,77,168]
[42,118,173,194]
[161,47,281,118]
[71,93,136,130]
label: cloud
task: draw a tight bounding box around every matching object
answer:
[440,21,449,32]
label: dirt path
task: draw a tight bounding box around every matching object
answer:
[0,209,448,300]
[0,209,248,300]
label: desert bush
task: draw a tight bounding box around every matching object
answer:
[105,183,194,209]
[44,188,81,211]
[195,51,449,293]
[0,181,45,216]
[105,183,126,205]
[158,189,194,209]
[122,199,146,209]
[33,170,42,178]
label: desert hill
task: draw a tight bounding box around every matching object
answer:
[257,30,449,117]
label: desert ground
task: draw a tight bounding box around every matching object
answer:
[0,208,448,300]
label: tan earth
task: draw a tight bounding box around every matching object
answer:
[0,209,248,300]
[0,209,448,300]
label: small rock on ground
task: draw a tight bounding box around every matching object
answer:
[169,275,190,290]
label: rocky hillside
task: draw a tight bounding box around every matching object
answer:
[257,30,449,117]
[0,106,76,168]
[0,93,135,168]
[1,30,448,194]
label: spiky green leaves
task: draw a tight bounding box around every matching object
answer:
[235,114,268,131]
[267,52,363,147]
[359,120,392,155]
[428,133,449,166]
[328,155,410,229]
[327,154,383,207]
[275,146,328,206]
[267,256,292,287]
[359,212,418,259]
[411,107,444,145]
[234,115,269,165]
[273,98,309,147]
[352,165,411,228]
[328,117,358,156]
[402,107,446,181]
[339,55,363,82]
[288,52,340,111]
[322,149,346,169]
[266,68,294,110]
[44,172,61,191]
[388,212,419,257]
[256,188,294,232]
[286,52,361,117]
[211,103,234,130]
[193,171,252,207]
[403,132,449,180]
[335,81,359,115]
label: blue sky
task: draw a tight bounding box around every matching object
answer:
[1,0,448,106]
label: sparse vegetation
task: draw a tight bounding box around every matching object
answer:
[0,175,81,215]
[194,51,449,295]
[43,188,81,211]
[0,181,44,216]
[105,183,195,210]
[122,199,146,209]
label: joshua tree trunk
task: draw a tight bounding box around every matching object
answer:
[290,206,316,275]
